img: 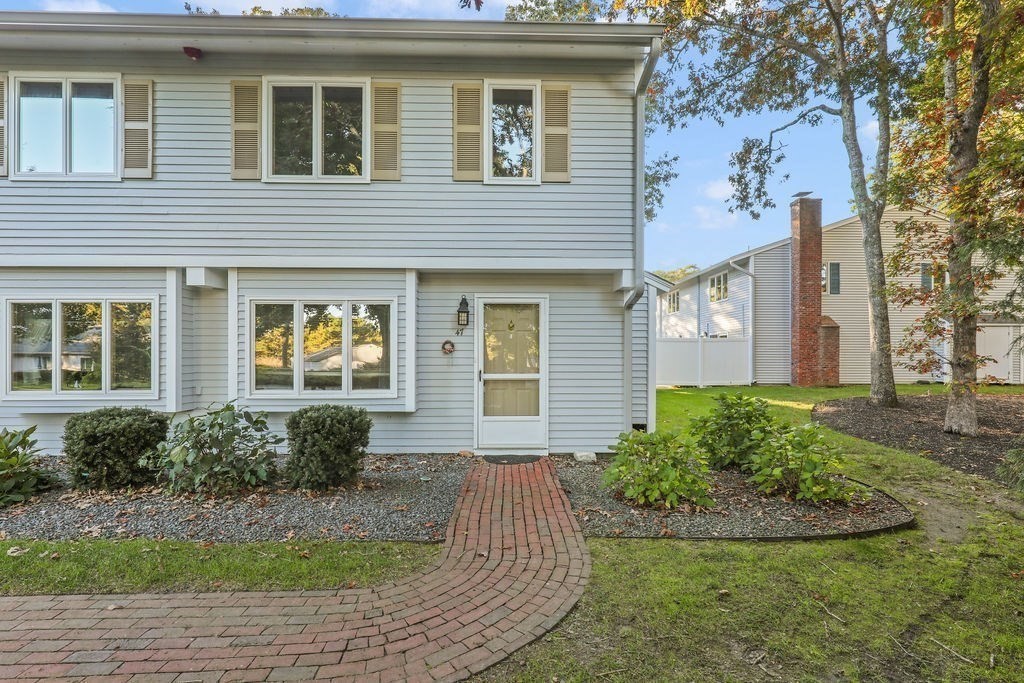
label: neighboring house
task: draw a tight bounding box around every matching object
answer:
[656,198,1022,386]
[0,12,664,454]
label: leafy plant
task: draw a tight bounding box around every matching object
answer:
[603,430,713,509]
[996,449,1024,494]
[0,426,56,507]
[285,404,372,490]
[64,407,169,490]
[745,424,865,503]
[690,393,778,468]
[146,404,282,494]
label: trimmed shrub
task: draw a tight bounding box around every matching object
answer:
[997,448,1024,493]
[690,393,778,468]
[0,426,57,507]
[745,423,865,503]
[64,407,169,490]
[146,403,281,494]
[285,405,372,490]
[603,430,714,508]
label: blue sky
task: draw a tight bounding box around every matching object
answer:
[0,0,878,270]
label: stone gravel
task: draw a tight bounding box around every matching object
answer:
[554,454,914,539]
[0,453,473,543]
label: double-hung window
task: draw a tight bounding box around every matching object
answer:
[485,81,540,183]
[708,273,728,302]
[264,78,370,182]
[12,74,120,180]
[250,300,395,396]
[7,299,156,396]
[666,291,680,314]
[822,262,841,295]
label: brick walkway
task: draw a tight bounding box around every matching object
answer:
[0,459,589,682]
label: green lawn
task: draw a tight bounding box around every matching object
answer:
[479,385,1024,683]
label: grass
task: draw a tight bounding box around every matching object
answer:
[479,385,1024,683]
[0,539,439,596]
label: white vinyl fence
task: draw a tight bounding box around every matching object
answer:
[656,337,752,386]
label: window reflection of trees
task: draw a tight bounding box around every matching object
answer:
[352,304,391,390]
[111,302,152,390]
[253,303,294,390]
[11,303,53,391]
[302,304,344,391]
[491,88,534,179]
[61,302,103,391]
[322,87,363,176]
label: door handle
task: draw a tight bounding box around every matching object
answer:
[478,370,482,382]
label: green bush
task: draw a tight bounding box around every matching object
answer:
[146,404,282,494]
[690,393,778,468]
[0,426,57,507]
[603,430,714,508]
[64,407,169,490]
[745,423,865,503]
[285,405,372,490]
[996,448,1024,493]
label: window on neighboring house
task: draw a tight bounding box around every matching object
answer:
[251,300,394,395]
[487,82,539,182]
[666,291,680,314]
[921,263,946,292]
[13,76,118,178]
[8,299,154,395]
[266,80,369,181]
[708,273,728,302]
[822,262,841,295]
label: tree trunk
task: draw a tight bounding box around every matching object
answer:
[945,244,979,435]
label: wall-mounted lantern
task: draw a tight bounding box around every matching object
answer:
[457,295,470,327]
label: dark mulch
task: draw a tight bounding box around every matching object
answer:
[553,455,913,540]
[813,394,1024,483]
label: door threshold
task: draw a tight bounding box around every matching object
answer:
[473,448,549,457]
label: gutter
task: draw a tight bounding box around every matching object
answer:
[624,35,663,310]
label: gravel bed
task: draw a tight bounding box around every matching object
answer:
[554,455,914,539]
[0,454,473,543]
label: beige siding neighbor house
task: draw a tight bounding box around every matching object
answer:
[656,198,1022,386]
[0,12,664,454]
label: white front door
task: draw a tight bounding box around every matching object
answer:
[476,297,548,450]
[977,325,1013,382]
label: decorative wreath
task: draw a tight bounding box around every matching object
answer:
[441,340,456,355]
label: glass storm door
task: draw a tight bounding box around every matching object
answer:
[477,299,547,449]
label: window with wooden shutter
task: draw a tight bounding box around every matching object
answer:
[371,82,400,181]
[0,74,7,177]
[452,82,483,181]
[122,80,152,178]
[231,80,261,180]
[542,84,570,183]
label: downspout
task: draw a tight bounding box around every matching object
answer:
[624,35,663,310]
[730,259,755,385]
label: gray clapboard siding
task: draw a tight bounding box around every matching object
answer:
[0,268,168,452]
[0,53,638,271]
[751,242,792,384]
[182,287,229,410]
[630,286,649,426]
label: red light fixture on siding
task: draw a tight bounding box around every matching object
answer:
[183,46,204,61]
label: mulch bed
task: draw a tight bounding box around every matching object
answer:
[553,455,913,540]
[0,454,472,543]
[813,394,1024,483]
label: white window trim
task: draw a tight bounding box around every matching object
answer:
[245,297,398,400]
[708,272,728,303]
[666,291,680,315]
[484,79,542,186]
[2,296,159,401]
[8,72,123,182]
[261,76,372,184]
[823,261,841,295]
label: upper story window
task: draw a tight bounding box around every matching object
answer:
[666,291,680,314]
[486,82,539,183]
[264,78,370,182]
[708,272,728,302]
[12,75,120,180]
[920,263,946,292]
[7,298,156,397]
[822,262,840,295]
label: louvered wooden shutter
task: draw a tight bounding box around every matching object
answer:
[452,82,483,181]
[0,74,7,177]
[542,84,571,183]
[122,80,153,178]
[371,82,401,181]
[231,80,261,180]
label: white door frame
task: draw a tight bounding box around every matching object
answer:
[473,294,549,453]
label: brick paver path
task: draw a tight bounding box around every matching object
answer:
[0,458,589,682]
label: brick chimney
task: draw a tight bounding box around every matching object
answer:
[791,197,823,386]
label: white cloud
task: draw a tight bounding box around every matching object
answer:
[701,178,733,201]
[692,205,739,231]
[652,221,679,234]
[858,119,879,144]
[40,0,115,10]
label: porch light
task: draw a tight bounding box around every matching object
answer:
[457,296,470,327]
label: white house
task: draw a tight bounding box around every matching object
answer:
[0,12,664,454]
[656,198,1022,386]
